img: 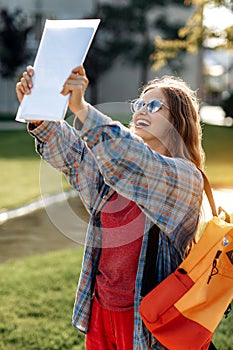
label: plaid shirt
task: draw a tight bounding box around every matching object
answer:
[29,105,203,349]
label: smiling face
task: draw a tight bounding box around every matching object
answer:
[130,75,205,168]
[131,87,172,154]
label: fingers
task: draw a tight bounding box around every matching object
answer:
[72,65,86,76]
[60,70,89,96]
[26,65,34,77]
[60,66,89,116]
[16,65,34,103]
[16,64,87,106]
[60,79,87,97]
[23,65,34,88]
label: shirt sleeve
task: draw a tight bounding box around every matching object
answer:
[28,119,102,213]
[75,105,204,235]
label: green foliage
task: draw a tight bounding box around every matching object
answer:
[151,0,233,71]
[0,9,32,78]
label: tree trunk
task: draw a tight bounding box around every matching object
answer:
[90,80,98,106]
[140,28,150,86]
[140,62,148,87]
[197,46,205,101]
[197,3,205,101]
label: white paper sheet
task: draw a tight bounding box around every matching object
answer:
[16,19,100,122]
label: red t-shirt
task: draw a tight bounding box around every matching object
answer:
[95,192,145,310]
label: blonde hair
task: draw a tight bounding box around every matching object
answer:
[141,76,205,169]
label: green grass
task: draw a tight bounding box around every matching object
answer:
[202,124,233,187]
[0,130,71,210]
[0,130,40,209]
[213,310,233,350]
[0,123,233,210]
[0,248,232,350]
[0,248,85,350]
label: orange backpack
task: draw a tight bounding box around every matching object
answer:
[139,173,233,350]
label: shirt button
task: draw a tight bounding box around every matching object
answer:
[96,155,100,160]
[83,135,88,141]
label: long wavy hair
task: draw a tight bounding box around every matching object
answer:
[141,76,205,170]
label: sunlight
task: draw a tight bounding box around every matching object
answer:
[203,188,233,221]
[204,5,233,31]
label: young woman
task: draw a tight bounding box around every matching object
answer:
[16,65,204,349]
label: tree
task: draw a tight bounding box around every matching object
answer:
[0,9,33,78]
[85,0,188,104]
[84,5,121,105]
[150,0,233,97]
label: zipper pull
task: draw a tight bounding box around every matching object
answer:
[207,250,222,284]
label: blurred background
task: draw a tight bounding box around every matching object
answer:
[0,0,232,116]
[0,1,232,349]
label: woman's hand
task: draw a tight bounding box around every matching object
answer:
[16,65,34,103]
[16,66,43,126]
[16,64,89,125]
[60,65,89,124]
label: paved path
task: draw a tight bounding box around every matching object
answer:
[0,187,232,264]
[0,195,89,264]
[0,190,77,223]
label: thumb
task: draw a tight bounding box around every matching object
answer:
[60,83,70,96]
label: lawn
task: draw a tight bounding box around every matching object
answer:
[0,248,232,350]
[202,124,233,187]
[0,129,71,210]
[0,249,85,350]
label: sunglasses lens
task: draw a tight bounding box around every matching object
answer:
[131,99,144,112]
[131,99,162,113]
[147,100,162,113]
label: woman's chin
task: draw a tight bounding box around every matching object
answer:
[134,127,149,140]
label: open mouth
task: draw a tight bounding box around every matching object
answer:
[135,119,151,127]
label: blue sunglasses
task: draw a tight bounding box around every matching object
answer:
[130,98,168,114]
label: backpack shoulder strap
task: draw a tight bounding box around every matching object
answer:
[199,169,217,217]
[200,169,231,223]
[141,224,160,297]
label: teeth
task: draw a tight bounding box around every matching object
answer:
[136,119,150,127]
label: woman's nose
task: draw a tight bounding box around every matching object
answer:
[140,105,148,114]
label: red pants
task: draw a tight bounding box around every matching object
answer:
[86,297,134,350]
